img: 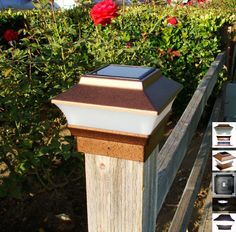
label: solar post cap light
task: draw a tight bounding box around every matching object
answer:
[214,124,234,146]
[214,214,235,230]
[214,152,236,170]
[217,199,230,211]
[52,64,182,162]
[52,64,182,232]
[213,173,236,197]
[213,198,236,212]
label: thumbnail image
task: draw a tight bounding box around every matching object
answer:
[212,122,236,148]
[212,172,236,198]
[212,150,236,171]
[213,198,236,212]
[212,213,236,231]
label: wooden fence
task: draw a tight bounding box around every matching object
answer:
[156,52,225,232]
[54,49,230,232]
[78,52,227,232]
[79,51,227,232]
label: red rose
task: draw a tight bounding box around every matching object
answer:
[167,0,171,4]
[167,16,178,26]
[3,29,19,42]
[198,0,205,4]
[187,1,193,5]
[90,0,119,26]
[125,42,132,48]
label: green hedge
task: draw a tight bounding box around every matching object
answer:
[0,1,235,197]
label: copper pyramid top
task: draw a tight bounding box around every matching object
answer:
[214,152,235,162]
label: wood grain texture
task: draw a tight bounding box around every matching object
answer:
[85,146,159,232]
[168,96,222,232]
[142,145,159,232]
[155,52,225,215]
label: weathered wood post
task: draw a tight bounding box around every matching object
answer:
[52,65,182,232]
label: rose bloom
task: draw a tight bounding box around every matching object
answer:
[187,1,193,5]
[167,16,178,26]
[3,29,19,42]
[198,0,205,4]
[90,0,119,26]
[125,42,132,48]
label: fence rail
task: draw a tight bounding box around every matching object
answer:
[155,52,226,231]
[169,96,222,232]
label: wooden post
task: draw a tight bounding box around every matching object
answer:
[71,115,169,232]
[85,146,159,232]
[51,64,182,232]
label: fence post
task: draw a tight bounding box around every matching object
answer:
[52,64,182,232]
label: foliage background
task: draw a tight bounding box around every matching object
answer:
[0,0,235,197]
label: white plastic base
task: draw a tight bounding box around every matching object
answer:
[54,101,174,136]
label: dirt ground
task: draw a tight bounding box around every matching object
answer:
[0,112,212,232]
[0,159,88,232]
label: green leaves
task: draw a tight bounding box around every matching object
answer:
[0,1,235,198]
[3,68,12,77]
[0,8,85,198]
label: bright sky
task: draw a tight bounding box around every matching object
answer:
[0,0,76,9]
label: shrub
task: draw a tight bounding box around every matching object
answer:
[0,8,88,197]
[0,0,235,197]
